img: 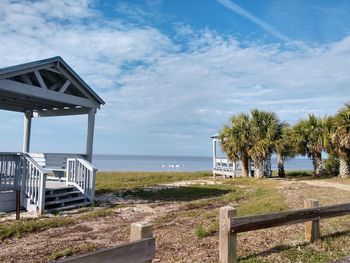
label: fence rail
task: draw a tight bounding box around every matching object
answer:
[59,222,155,263]
[219,199,350,263]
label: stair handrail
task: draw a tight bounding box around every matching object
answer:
[66,158,97,204]
[21,153,48,214]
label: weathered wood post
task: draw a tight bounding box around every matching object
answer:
[219,206,237,263]
[130,222,154,263]
[304,198,320,242]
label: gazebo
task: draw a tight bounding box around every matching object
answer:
[0,57,105,214]
[211,134,272,178]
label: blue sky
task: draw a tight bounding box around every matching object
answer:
[0,0,350,157]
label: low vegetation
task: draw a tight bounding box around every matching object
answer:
[96,171,211,193]
[0,217,73,241]
[47,243,97,261]
[3,171,350,262]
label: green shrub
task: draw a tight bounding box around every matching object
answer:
[194,221,218,238]
[324,156,339,176]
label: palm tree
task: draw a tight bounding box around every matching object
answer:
[332,104,350,178]
[248,109,279,179]
[291,114,326,177]
[219,113,251,177]
[274,123,294,177]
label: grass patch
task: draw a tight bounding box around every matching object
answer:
[237,187,287,216]
[0,217,73,241]
[47,243,97,261]
[96,171,211,193]
[78,208,116,220]
[77,204,128,220]
[122,185,230,201]
[0,205,128,242]
[194,221,218,238]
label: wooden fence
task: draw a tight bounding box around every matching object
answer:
[219,198,350,263]
[58,222,155,263]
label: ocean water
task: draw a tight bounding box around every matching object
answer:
[92,154,314,172]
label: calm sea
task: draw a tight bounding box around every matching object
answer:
[92,154,313,172]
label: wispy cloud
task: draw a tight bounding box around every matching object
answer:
[217,0,291,42]
[0,1,349,155]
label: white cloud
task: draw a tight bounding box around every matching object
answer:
[0,1,350,155]
[217,0,291,42]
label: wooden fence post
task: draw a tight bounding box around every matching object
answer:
[304,198,320,243]
[131,222,154,263]
[219,206,237,263]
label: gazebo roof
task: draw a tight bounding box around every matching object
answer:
[0,56,105,117]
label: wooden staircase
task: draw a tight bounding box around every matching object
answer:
[0,152,96,214]
[45,185,91,213]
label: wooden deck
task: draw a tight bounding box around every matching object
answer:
[46,181,70,190]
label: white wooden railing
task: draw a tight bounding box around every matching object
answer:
[66,158,96,203]
[22,154,48,214]
[0,152,48,214]
[0,153,21,191]
[1,152,96,213]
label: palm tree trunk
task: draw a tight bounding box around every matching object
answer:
[339,157,350,178]
[277,154,285,178]
[313,153,323,177]
[241,155,249,177]
[254,159,265,179]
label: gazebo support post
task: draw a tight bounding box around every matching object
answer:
[86,108,96,162]
[23,110,32,153]
[212,137,217,177]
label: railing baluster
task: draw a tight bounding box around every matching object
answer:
[64,158,96,204]
[4,156,8,190]
[31,163,34,200]
[0,155,2,191]
[34,169,37,204]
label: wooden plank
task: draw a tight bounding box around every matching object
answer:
[230,203,350,233]
[59,80,71,93]
[58,237,155,263]
[0,79,96,109]
[219,206,237,263]
[45,67,62,75]
[33,107,90,117]
[304,199,320,242]
[131,222,153,241]
[34,70,48,89]
[0,62,57,80]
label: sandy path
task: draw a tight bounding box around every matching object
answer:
[298,180,350,192]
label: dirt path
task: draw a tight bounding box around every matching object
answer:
[298,180,350,192]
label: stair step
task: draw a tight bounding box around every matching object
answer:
[46,201,91,213]
[46,187,75,195]
[45,196,86,206]
[45,190,82,199]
